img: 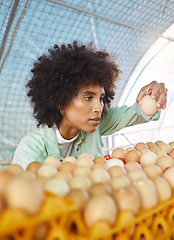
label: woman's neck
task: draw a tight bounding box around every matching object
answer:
[57,123,80,140]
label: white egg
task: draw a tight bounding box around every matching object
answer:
[105,158,124,168]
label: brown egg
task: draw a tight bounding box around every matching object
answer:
[26,161,42,174]
[76,156,94,168]
[108,166,127,178]
[89,169,111,184]
[155,140,165,146]
[73,166,91,176]
[58,162,76,173]
[154,150,167,158]
[133,178,158,209]
[66,189,89,209]
[44,178,70,196]
[110,175,131,190]
[134,142,148,151]
[6,164,24,175]
[20,170,36,180]
[149,146,160,152]
[83,194,118,227]
[112,186,141,215]
[143,165,162,179]
[91,163,108,171]
[156,155,174,172]
[69,175,92,190]
[124,150,141,163]
[146,141,156,148]
[111,147,126,159]
[36,177,48,188]
[0,171,14,195]
[44,156,61,169]
[93,156,107,164]
[163,167,174,189]
[4,177,44,215]
[124,162,142,172]
[78,152,94,160]
[125,146,134,152]
[37,164,57,178]
[88,183,112,196]
[157,143,172,154]
[63,156,77,164]
[169,149,174,160]
[140,95,157,116]
[139,148,150,155]
[153,176,172,201]
[169,141,174,149]
[127,169,147,183]
[140,151,158,167]
[54,170,72,182]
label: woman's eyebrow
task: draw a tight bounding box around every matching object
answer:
[82,91,96,95]
[82,91,105,96]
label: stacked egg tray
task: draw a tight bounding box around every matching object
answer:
[1,140,174,240]
[0,192,174,240]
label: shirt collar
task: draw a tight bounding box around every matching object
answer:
[75,130,86,145]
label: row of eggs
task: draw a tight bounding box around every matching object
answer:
[0,140,174,228]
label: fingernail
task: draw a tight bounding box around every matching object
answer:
[151,95,156,99]
[156,103,160,108]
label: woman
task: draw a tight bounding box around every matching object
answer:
[12,41,167,169]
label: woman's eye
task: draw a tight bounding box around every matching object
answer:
[100,97,105,102]
[85,96,92,101]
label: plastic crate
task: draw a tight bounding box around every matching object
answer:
[66,193,174,240]
[0,192,78,240]
[1,192,174,240]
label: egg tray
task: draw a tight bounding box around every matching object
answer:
[67,193,174,240]
[1,193,174,240]
[0,192,78,240]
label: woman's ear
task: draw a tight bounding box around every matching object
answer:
[57,105,64,115]
[59,108,64,116]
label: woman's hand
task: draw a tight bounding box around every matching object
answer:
[136,81,168,112]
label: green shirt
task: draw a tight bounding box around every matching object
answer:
[12,103,160,169]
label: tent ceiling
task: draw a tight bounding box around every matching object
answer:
[0,0,174,159]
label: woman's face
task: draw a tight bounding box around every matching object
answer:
[60,84,105,139]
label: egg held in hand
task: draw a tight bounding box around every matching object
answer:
[140,95,157,116]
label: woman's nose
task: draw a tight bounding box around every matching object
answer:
[93,99,103,113]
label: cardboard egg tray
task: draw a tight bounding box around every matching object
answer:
[1,192,174,240]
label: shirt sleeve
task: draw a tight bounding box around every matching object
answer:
[12,130,48,170]
[99,102,160,136]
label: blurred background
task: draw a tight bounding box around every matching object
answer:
[0,0,174,162]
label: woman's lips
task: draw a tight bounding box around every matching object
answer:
[89,117,101,125]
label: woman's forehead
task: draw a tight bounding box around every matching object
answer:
[77,83,105,95]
